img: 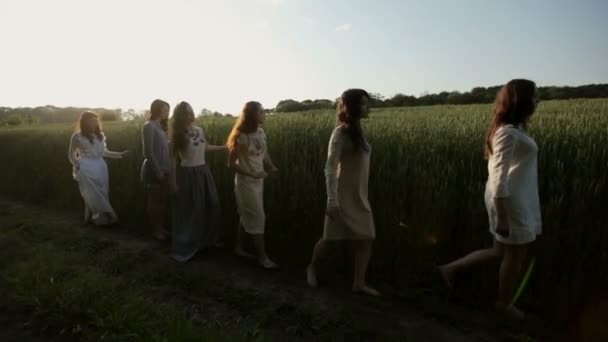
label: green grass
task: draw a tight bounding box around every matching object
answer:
[1,99,607,321]
[0,205,232,341]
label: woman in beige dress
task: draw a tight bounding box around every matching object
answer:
[438,79,541,319]
[306,89,380,296]
[227,101,280,269]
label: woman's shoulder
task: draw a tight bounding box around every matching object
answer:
[492,124,522,145]
[495,124,521,136]
[331,124,348,137]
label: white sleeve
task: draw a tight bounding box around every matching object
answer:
[102,135,123,159]
[489,126,517,198]
[324,127,345,207]
[68,133,80,168]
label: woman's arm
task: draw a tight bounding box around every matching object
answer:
[68,133,80,169]
[142,124,162,178]
[103,142,128,159]
[263,150,278,172]
[324,127,345,217]
[489,127,518,237]
[206,144,228,152]
[170,143,178,192]
[228,142,263,178]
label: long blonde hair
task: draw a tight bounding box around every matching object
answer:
[171,101,195,155]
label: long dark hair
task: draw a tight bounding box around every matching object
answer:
[149,99,169,132]
[226,101,262,153]
[485,79,537,158]
[78,111,104,144]
[171,101,195,155]
[337,88,370,152]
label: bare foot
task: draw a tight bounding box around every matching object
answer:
[306,265,318,288]
[437,265,454,289]
[353,285,381,297]
[496,303,527,320]
[153,232,168,241]
[259,258,279,270]
[234,248,256,259]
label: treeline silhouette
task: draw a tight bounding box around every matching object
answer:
[275,83,608,112]
[2,84,607,125]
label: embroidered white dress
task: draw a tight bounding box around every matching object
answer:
[68,132,122,225]
[234,128,267,234]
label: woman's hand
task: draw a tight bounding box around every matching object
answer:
[496,215,510,237]
[325,205,340,221]
[254,171,269,179]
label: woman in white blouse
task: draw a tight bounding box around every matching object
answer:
[170,102,227,262]
[68,111,128,226]
[438,79,541,319]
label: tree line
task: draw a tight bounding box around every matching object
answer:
[2,83,607,125]
[275,83,608,112]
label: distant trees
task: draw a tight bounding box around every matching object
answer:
[199,108,227,117]
[274,84,608,113]
[0,106,125,126]
[2,83,607,124]
[275,99,335,112]
[0,104,236,127]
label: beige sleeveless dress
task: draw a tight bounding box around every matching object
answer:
[234,128,267,234]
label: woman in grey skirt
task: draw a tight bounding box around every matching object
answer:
[169,101,227,262]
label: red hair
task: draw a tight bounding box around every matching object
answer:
[226,101,262,154]
[485,79,537,158]
[78,111,103,144]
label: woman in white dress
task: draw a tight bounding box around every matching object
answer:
[68,111,128,226]
[306,89,380,296]
[438,79,541,319]
[227,101,279,269]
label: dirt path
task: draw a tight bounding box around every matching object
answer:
[0,199,547,341]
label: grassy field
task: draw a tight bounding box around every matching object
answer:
[1,99,607,324]
[1,199,546,341]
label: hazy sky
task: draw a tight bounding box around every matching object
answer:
[1,0,607,113]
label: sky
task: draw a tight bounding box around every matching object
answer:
[1,0,607,114]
